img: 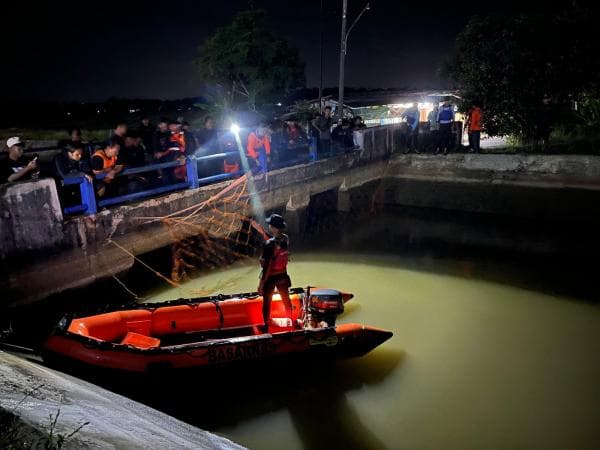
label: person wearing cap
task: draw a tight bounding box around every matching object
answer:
[258,213,293,332]
[1,137,38,183]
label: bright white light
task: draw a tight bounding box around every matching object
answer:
[277,102,282,107]
[230,123,240,134]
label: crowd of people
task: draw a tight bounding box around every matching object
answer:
[0,116,325,205]
[398,100,483,155]
[1,102,484,211]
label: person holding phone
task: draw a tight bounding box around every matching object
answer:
[1,137,38,183]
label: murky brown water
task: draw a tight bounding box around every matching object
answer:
[146,249,600,450]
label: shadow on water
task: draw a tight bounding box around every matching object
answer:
[60,347,403,449]
[286,349,403,450]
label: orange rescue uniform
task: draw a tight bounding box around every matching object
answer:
[246,132,271,159]
[467,107,483,132]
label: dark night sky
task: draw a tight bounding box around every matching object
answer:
[2,0,551,101]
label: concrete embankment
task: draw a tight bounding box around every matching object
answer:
[0,351,245,449]
[2,132,600,305]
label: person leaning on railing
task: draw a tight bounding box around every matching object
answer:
[91,138,123,197]
[53,143,93,207]
[247,124,271,171]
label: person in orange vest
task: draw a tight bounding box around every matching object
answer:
[465,101,483,153]
[220,131,241,174]
[154,120,187,182]
[90,138,123,197]
[258,214,292,332]
[246,124,271,171]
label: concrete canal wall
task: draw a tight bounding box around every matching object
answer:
[2,124,600,304]
[0,351,245,449]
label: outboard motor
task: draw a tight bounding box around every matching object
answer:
[307,288,344,327]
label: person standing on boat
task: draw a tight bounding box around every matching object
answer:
[258,214,292,332]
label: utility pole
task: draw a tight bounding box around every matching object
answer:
[337,1,370,121]
[319,0,324,114]
[337,0,348,121]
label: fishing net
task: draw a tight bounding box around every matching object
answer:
[108,173,267,298]
[163,174,266,283]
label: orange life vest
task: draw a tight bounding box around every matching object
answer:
[468,107,483,132]
[223,160,240,173]
[247,132,271,159]
[269,241,289,274]
[92,150,116,170]
[170,132,188,180]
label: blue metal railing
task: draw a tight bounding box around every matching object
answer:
[61,140,319,216]
[63,152,242,215]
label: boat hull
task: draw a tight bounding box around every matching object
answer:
[44,323,392,373]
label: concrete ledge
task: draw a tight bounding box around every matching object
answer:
[0,351,245,450]
[3,149,600,304]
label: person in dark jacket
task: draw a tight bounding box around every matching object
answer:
[437,101,455,155]
[331,119,355,153]
[53,143,93,207]
[137,116,154,154]
[195,116,221,177]
[118,132,146,168]
[311,106,333,158]
[402,103,420,153]
[152,119,171,161]
[54,144,92,180]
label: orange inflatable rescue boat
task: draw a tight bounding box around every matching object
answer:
[43,287,392,373]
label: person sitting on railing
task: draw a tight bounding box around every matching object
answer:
[53,143,93,207]
[1,137,38,184]
[91,138,123,197]
[247,123,271,171]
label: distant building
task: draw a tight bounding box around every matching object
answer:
[312,90,462,127]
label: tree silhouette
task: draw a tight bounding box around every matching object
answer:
[196,9,306,111]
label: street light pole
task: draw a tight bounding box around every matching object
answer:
[319,0,324,114]
[337,1,370,121]
[337,0,348,121]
